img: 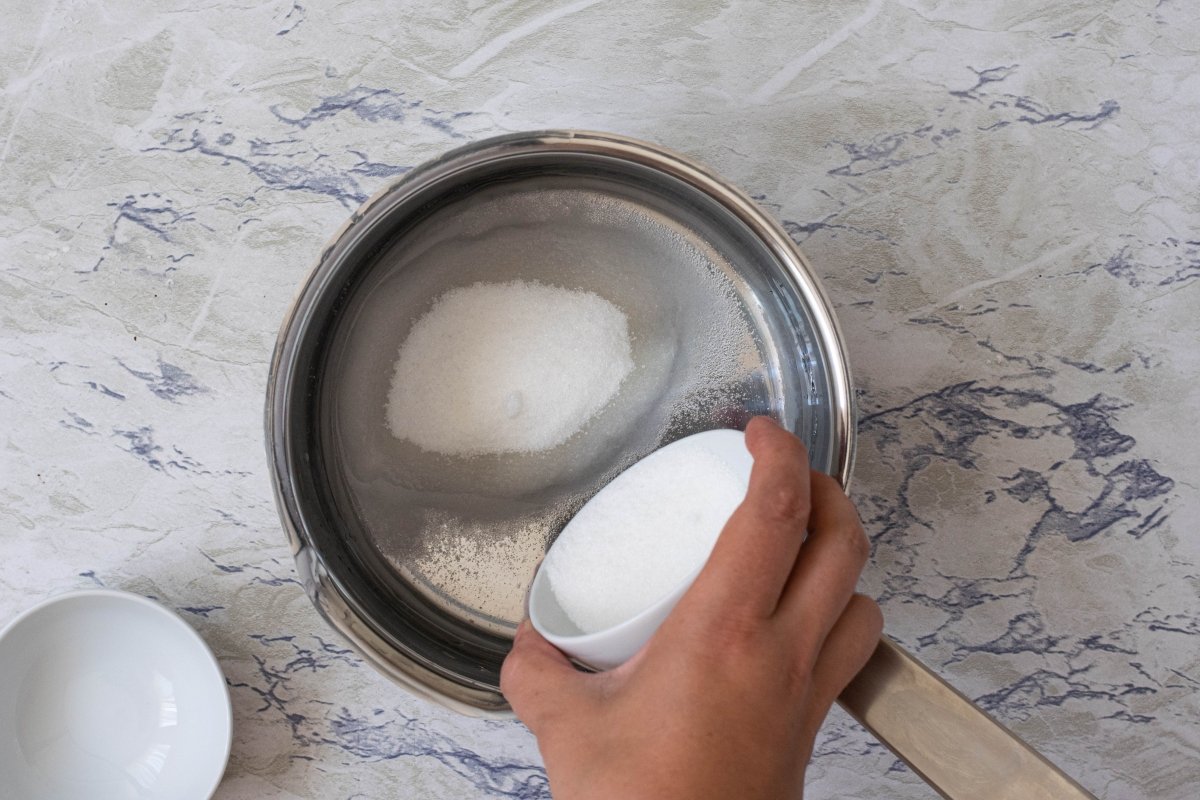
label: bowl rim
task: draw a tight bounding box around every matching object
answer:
[265,129,858,716]
[0,588,233,799]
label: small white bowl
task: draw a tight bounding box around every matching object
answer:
[529,429,754,670]
[0,589,232,800]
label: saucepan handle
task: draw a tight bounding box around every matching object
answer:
[837,636,1098,800]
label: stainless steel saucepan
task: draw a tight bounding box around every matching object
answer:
[266,131,1096,799]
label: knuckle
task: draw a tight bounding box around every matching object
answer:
[706,608,767,650]
[758,483,810,527]
[779,627,820,691]
[845,524,871,566]
[809,470,840,491]
[850,593,884,635]
[786,651,817,692]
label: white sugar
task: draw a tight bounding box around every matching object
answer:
[544,445,747,633]
[386,280,634,456]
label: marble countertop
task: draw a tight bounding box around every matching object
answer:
[3,1,1197,798]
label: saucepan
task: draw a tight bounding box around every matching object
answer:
[266,131,1096,799]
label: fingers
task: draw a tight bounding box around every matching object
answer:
[777,471,871,658]
[501,621,588,734]
[690,417,812,619]
[799,594,883,741]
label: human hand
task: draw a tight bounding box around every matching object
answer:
[502,416,882,800]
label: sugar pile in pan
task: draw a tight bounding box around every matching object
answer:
[386,280,634,456]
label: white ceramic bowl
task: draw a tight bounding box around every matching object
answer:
[529,429,754,670]
[0,589,232,800]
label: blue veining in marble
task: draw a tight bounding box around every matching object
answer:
[214,508,248,528]
[141,89,475,209]
[276,2,305,37]
[801,64,1123,196]
[180,604,225,618]
[857,381,1180,729]
[949,65,1019,101]
[1085,239,1200,289]
[271,85,476,140]
[146,124,368,208]
[348,149,412,179]
[827,125,962,177]
[108,193,201,242]
[201,551,302,588]
[1057,357,1106,374]
[751,193,895,245]
[271,87,423,129]
[113,425,169,472]
[112,425,205,474]
[85,193,207,272]
[947,63,1120,128]
[952,64,1119,131]
[1135,607,1200,637]
[201,552,245,574]
[865,384,1173,558]
[118,357,207,402]
[1010,96,1120,129]
[78,570,104,587]
[319,709,549,799]
[229,633,550,798]
[60,410,97,434]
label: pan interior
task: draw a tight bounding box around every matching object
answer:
[311,163,835,690]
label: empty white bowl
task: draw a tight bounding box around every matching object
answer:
[529,429,754,670]
[0,589,232,800]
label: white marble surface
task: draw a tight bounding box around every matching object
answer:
[2,1,1198,798]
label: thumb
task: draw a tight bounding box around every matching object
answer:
[501,620,588,733]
